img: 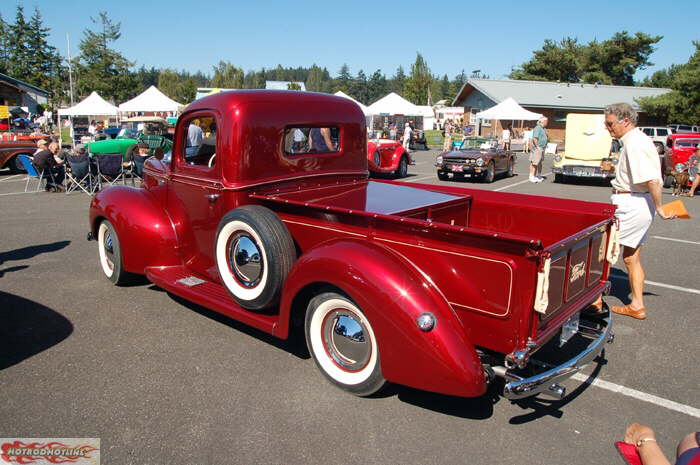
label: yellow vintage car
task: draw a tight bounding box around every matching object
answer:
[552,113,618,183]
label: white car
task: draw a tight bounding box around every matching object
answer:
[639,127,670,154]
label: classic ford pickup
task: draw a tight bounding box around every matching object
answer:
[89,90,617,400]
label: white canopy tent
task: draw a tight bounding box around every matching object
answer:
[118,85,183,114]
[57,91,119,116]
[474,97,543,139]
[474,97,543,120]
[333,91,370,116]
[367,92,422,116]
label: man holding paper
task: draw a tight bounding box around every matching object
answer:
[601,102,675,320]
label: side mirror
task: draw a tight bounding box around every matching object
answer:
[153,147,164,160]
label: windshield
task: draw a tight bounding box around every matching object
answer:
[675,139,700,149]
[117,127,139,139]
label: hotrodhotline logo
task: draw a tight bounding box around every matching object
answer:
[0,439,100,464]
[569,261,586,283]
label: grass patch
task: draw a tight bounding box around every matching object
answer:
[60,127,72,144]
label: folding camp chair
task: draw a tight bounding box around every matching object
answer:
[65,154,95,195]
[130,153,151,186]
[18,154,55,192]
[95,153,125,189]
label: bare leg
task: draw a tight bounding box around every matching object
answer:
[676,432,699,458]
[622,245,645,309]
[687,175,700,196]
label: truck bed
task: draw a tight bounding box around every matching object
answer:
[251,179,615,355]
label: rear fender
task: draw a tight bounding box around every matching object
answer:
[278,238,486,397]
[89,186,179,274]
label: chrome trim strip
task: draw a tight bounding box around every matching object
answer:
[281,219,366,238]
[498,313,613,400]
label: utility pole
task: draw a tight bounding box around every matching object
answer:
[67,33,75,107]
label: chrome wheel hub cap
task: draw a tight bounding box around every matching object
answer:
[229,233,263,287]
[104,231,114,269]
[322,310,371,371]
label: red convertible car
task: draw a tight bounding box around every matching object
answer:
[367,139,413,178]
[89,90,616,401]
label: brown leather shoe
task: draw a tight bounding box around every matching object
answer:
[611,304,647,320]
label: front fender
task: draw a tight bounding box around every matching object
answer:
[89,186,179,274]
[278,238,486,398]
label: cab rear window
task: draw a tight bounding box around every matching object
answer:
[284,127,340,154]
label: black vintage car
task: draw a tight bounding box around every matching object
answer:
[435,142,515,183]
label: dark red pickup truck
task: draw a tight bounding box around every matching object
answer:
[89,90,616,400]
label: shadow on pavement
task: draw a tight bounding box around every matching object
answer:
[0,291,74,369]
[609,267,659,303]
[0,240,71,266]
[395,384,499,420]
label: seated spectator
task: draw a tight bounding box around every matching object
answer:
[34,139,48,156]
[621,423,699,465]
[33,141,65,192]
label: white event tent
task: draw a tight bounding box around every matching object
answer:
[367,92,422,116]
[474,97,543,121]
[333,91,370,116]
[118,86,183,114]
[57,91,119,116]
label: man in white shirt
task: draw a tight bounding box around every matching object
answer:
[186,119,203,157]
[600,103,675,320]
[402,122,412,151]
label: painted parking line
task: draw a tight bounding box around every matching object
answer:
[652,235,700,246]
[609,274,700,295]
[571,373,700,418]
[405,175,437,183]
[494,172,552,191]
[0,191,35,196]
[0,174,22,182]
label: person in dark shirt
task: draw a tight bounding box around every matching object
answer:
[33,141,65,191]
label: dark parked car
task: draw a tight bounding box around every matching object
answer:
[435,144,515,183]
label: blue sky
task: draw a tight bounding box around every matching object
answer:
[13,0,700,84]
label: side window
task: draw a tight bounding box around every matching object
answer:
[284,127,340,154]
[182,115,217,168]
[657,129,668,137]
[642,128,652,136]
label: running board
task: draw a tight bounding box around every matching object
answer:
[145,265,279,335]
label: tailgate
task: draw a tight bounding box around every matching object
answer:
[532,219,617,342]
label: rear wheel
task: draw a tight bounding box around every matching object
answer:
[8,155,28,173]
[305,292,386,396]
[437,172,449,181]
[506,157,515,177]
[97,220,132,285]
[663,174,675,189]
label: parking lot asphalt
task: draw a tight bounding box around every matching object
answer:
[1,150,698,465]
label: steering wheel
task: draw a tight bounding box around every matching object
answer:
[208,153,216,168]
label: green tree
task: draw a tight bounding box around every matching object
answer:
[333,63,352,94]
[388,66,406,95]
[25,8,65,102]
[0,14,9,74]
[510,32,662,85]
[367,69,387,104]
[448,70,467,102]
[510,37,582,82]
[305,64,325,92]
[351,69,368,104]
[287,82,302,90]
[75,12,138,103]
[158,69,196,103]
[638,41,700,124]
[211,60,244,88]
[639,64,682,88]
[403,53,432,104]
[6,6,31,80]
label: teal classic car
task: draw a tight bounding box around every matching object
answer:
[87,117,173,161]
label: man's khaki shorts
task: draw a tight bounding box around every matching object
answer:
[529,146,544,164]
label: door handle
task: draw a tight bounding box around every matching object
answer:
[204,193,220,203]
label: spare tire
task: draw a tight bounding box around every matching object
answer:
[215,205,296,310]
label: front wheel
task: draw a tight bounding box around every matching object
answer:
[482,160,495,183]
[395,156,408,178]
[305,292,386,396]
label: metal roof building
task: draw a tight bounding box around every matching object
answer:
[0,72,49,114]
[451,78,672,139]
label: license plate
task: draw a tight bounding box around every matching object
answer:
[560,313,580,346]
[573,168,594,177]
[450,164,463,172]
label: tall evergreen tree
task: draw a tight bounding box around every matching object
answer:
[0,14,9,74]
[367,70,387,104]
[351,69,368,104]
[7,6,31,80]
[389,66,406,95]
[333,63,353,94]
[403,53,432,104]
[305,64,325,92]
[75,12,138,102]
[26,8,65,101]
[211,61,244,88]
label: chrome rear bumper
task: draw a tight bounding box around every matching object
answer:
[494,312,614,400]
